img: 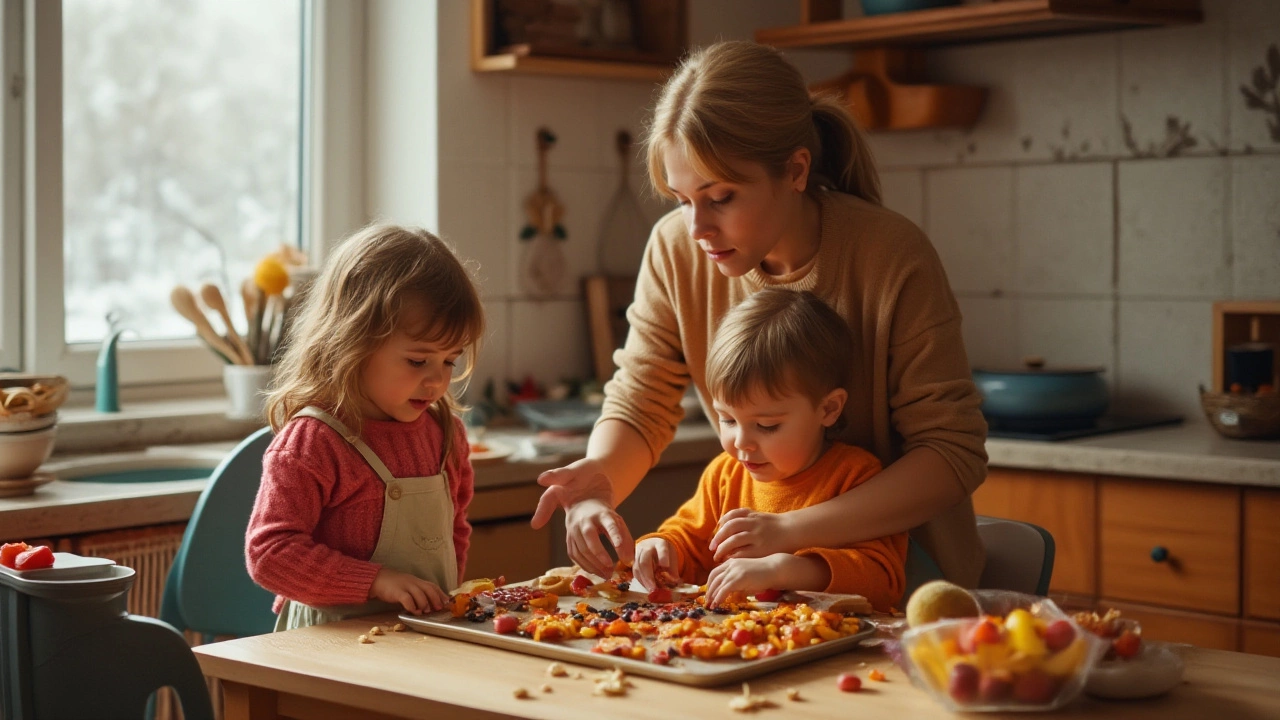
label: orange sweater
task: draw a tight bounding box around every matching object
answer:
[603,190,987,587]
[639,443,908,612]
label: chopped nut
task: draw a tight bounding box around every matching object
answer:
[513,687,531,699]
[391,622,406,632]
[369,626,384,636]
[357,634,372,644]
[546,662,568,677]
[728,683,775,713]
[574,671,584,679]
[540,684,553,693]
[858,661,867,667]
[785,688,801,701]
[592,668,634,697]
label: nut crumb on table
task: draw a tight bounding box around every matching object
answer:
[546,662,568,677]
[728,683,775,712]
[540,684,553,693]
[369,626,384,636]
[357,634,372,644]
[513,687,531,699]
[785,688,801,701]
[392,622,406,632]
[592,668,634,697]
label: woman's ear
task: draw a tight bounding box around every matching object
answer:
[819,387,847,427]
[787,147,812,193]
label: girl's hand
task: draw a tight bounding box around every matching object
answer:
[704,555,788,607]
[710,508,797,562]
[563,498,634,579]
[633,537,677,593]
[370,568,449,615]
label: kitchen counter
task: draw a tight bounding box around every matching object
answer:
[987,422,1280,487]
[193,611,1280,720]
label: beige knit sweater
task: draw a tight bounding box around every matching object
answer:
[601,189,988,587]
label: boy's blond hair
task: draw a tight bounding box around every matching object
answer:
[706,289,853,409]
[265,224,485,459]
[644,40,880,205]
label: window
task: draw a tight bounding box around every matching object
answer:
[6,0,313,386]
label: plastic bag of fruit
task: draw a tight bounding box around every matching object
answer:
[888,590,1107,712]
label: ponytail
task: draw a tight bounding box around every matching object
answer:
[810,93,881,205]
[645,40,881,206]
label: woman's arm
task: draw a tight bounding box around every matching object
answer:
[710,446,965,559]
[530,419,654,527]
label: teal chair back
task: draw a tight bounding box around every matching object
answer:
[160,427,276,641]
[975,515,1056,596]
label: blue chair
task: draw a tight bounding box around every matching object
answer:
[975,515,1056,596]
[159,426,277,642]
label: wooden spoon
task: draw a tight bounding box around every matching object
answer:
[200,283,254,365]
[241,278,263,364]
[170,286,241,364]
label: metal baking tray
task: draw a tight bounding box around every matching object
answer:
[400,596,875,687]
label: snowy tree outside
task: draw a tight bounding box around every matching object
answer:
[63,0,302,344]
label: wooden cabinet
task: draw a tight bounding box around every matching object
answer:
[465,484,551,582]
[1099,479,1240,615]
[1245,489,1280,621]
[977,466,1280,657]
[973,469,1095,596]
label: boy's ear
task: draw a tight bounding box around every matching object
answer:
[819,388,847,427]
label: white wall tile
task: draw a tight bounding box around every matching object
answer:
[1230,154,1280,298]
[593,81,660,174]
[509,167,614,297]
[436,0,508,167]
[509,76,603,169]
[1016,298,1116,388]
[1120,7,1228,157]
[929,40,1026,164]
[925,166,1015,295]
[1118,157,1229,298]
[1227,0,1280,152]
[465,299,510,404]
[1115,300,1214,421]
[1015,163,1114,295]
[878,169,924,229]
[438,163,510,298]
[509,299,590,385]
[957,296,1017,371]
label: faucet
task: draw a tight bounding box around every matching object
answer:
[96,312,126,413]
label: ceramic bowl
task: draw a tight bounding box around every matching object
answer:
[0,425,58,479]
[973,359,1109,428]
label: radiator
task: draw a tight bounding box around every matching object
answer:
[73,523,186,619]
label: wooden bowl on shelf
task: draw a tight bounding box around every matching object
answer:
[1200,387,1280,440]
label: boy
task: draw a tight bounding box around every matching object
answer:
[633,289,907,611]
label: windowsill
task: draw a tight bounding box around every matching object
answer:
[53,396,264,457]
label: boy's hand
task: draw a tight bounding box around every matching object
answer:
[633,537,677,592]
[563,498,634,579]
[705,553,829,608]
[710,509,796,561]
[370,568,449,615]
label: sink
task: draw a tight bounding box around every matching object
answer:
[45,453,221,483]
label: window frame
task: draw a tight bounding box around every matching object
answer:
[7,0,332,388]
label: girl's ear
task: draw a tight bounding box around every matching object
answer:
[787,147,812,193]
[818,387,847,427]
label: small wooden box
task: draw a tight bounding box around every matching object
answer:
[1213,300,1280,392]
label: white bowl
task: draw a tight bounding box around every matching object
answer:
[0,425,58,479]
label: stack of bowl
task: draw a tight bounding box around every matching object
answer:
[0,375,68,497]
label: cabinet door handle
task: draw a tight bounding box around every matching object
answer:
[1150,546,1169,563]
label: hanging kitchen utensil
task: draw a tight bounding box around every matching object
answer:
[518,128,568,299]
[596,130,650,276]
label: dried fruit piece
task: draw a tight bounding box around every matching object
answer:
[837,673,862,692]
[868,668,887,682]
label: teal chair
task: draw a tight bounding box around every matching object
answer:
[975,515,1056,596]
[159,426,277,641]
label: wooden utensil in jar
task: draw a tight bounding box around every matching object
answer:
[170,286,241,364]
[200,283,254,365]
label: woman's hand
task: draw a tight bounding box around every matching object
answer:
[633,537,677,593]
[709,508,798,562]
[531,458,615,527]
[563,498,635,579]
[370,568,449,614]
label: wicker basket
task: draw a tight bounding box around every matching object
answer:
[1200,387,1280,439]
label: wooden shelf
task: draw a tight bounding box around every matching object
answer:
[470,0,681,82]
[755,0,1203,51]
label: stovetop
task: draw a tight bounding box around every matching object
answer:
[985,415,1184,441]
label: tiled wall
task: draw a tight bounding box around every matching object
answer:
[433,0,847,401]
[866,0,1280,423]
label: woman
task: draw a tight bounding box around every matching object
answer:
[531,40,988,589]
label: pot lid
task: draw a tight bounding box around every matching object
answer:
[973,356,1106,375]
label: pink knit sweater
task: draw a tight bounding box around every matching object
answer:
[245,410,473,612]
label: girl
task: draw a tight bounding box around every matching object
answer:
[533,40,988,590]
[247,224,485,630]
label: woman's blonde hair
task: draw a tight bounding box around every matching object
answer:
[645,40,880,205]
[266,224,485,460]
[706,289,853,410]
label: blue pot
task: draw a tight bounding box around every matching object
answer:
[861,0,962,16]
[973,360,1109,429]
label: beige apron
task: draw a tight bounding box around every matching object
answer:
[274,406,459,631]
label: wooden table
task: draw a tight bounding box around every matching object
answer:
[193,612,1280,720]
